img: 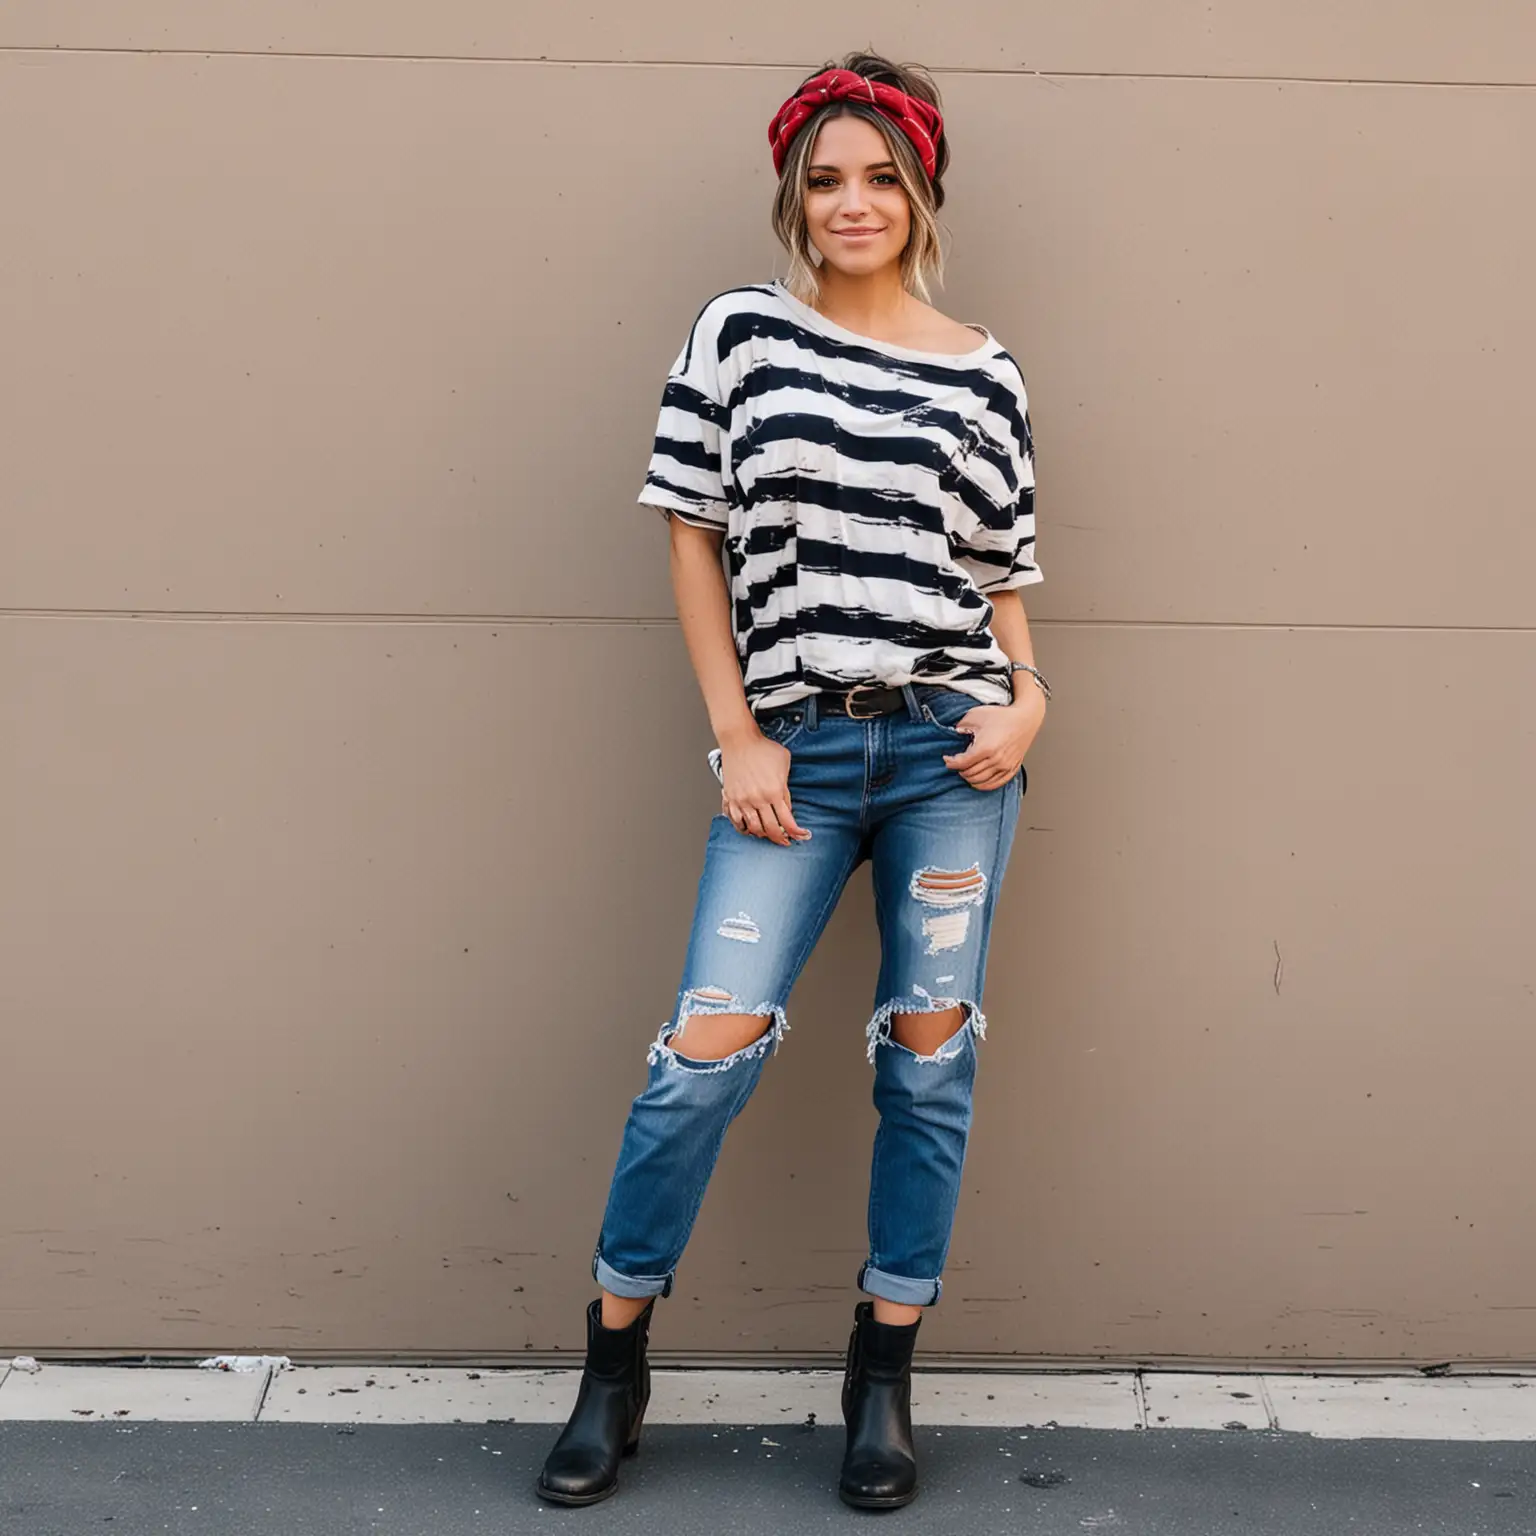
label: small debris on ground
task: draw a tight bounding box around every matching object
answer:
[197,1355,292,1373]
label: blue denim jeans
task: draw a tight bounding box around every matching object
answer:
[593,683,1025,1308]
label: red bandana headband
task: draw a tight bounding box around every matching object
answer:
[767,68,943,182]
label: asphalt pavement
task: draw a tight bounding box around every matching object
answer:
[3,1420,1533,1535]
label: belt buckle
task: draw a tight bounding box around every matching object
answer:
[843,683,884,720]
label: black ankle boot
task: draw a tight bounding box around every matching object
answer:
[838,1300,921,1509]
[535,1297,654,1507]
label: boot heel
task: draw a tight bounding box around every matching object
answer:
[623,1405,647,1456]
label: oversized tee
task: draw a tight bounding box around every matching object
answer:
[639,280,1041,713]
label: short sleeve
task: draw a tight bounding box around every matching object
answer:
[637,300,731,531]
[951,357,1042,596]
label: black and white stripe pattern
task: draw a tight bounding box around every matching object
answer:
[640,280,1041,713]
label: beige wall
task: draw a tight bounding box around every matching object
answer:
[2,6,1532,1365]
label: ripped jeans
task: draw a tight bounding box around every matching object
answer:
[593,683,1025,1308]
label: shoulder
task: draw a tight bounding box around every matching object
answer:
[923,311,996,356]
[682,283,780,346]
[694,282,781,319]
[987,346,1028,400]
[898,296,998,357]
[967,346,1031,459]
[666,283,779,382]
[945,319,1023,396]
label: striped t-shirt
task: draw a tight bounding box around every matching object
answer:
[638,279,1041,714]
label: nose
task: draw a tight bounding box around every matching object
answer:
[838,180,872,217]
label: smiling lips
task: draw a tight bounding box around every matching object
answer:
[832,227,885,239]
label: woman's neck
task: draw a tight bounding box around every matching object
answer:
[811,264,915,336]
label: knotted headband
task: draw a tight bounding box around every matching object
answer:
[767,68,944,182]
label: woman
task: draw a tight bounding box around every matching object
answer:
[536,51,1048,1511]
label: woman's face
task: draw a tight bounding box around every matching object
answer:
[802,114,912,281]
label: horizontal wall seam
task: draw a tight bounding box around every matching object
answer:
[2,610,1535,634]
[1,49,1534,90]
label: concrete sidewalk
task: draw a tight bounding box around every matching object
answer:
[5,1419,1535,1535]
[5,1358,1536,1438]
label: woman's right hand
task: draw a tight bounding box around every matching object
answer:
[718,726,811,846]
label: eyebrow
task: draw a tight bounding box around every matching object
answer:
[808,161,897,173]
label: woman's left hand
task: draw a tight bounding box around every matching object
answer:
[942,692,1046,791]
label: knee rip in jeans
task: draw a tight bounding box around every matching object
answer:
[647,985,789,1074]
[865,989,987,1066]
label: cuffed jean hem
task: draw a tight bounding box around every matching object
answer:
[858,1261,942,1307]
[592,1252,674,1300]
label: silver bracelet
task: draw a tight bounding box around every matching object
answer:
[1008,661,1051,702]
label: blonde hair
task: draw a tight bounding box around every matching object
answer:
[770,52,949,306]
